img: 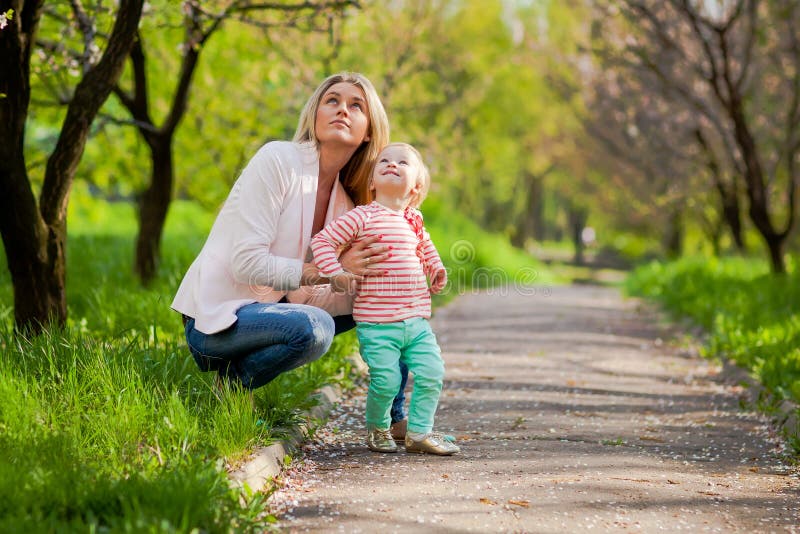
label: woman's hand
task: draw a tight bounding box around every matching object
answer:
[340,235,391,276]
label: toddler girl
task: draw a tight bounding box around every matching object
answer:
[311,143,458,455]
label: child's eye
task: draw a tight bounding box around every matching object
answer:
[399,160,409,165]
[379,158,389,163]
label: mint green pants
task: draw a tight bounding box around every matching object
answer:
[356,318,444,434]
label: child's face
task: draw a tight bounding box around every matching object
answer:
[370,145,421,202]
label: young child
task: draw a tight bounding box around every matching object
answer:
[311,143,459,456]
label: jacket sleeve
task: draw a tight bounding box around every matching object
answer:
[228,144,303,291]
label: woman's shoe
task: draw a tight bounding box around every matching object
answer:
[405,432,460,455]
[367,427,398,453]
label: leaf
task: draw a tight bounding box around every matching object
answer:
[479,498,497,505]
[508,499,530,508]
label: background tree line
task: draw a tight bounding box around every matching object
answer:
[2,0,798,333]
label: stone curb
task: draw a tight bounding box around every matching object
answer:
[228,356,368,494]
[718,358,800,446]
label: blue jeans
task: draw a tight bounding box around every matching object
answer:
[184,301,410,411]
[392,361,409,424]
[185,302,334,390]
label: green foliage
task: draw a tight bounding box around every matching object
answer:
[626,256,800,404]
[423,196,558,307]
[0,195,358,531]
[0,191,544,529]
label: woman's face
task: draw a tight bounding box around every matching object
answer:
[314,82,371,151]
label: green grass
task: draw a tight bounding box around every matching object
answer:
[0,196,359,532]
[625,255,800,406]
[0,192,545,530]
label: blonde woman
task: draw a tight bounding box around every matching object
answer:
[172,73,393,390]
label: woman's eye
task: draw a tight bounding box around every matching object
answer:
[350,102,363,111]
[326,97,338,104]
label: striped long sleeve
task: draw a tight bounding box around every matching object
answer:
[311,202,443,323]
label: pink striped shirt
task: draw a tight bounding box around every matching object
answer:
[311,202,445,323]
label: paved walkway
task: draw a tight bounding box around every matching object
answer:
[269,285,799,533]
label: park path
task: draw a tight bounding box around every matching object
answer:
[269,285,799,533]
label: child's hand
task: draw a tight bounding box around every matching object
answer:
[430,267,447,294]
[329,272,360,294]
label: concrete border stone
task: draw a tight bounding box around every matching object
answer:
[228,356,368,493]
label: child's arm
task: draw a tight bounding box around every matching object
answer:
[310,209,365,292]
[419,228,447,294]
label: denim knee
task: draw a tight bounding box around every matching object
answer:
[291,307,335,363]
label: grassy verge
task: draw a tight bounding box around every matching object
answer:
[0,198,359,531]
[625,255,800,409]
[0,194,547,531]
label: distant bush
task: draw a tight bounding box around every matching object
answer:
[423,196,556,304]
[626,256,800,403]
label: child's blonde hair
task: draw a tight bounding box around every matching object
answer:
[380,142,430,209]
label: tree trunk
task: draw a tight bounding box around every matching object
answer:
[135,138,173,283]
[567,205,588,266]
[764,235,786,275]
[693,129,746,253]
[0,1,61,332]
[728,95,786,272]
[0,163,66,331]
[721,191,745,252]
[511,173,544,248]
[663,207,683,259]
[0,0,144,333]
[531,176,546,242]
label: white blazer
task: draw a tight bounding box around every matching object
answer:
[171,140,354,334]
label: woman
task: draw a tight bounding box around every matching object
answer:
[172,72,396,393]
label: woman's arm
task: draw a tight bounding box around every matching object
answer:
[228,144,303,290]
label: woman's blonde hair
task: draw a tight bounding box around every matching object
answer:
[380,142,431,209]
[294,72,390,206]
